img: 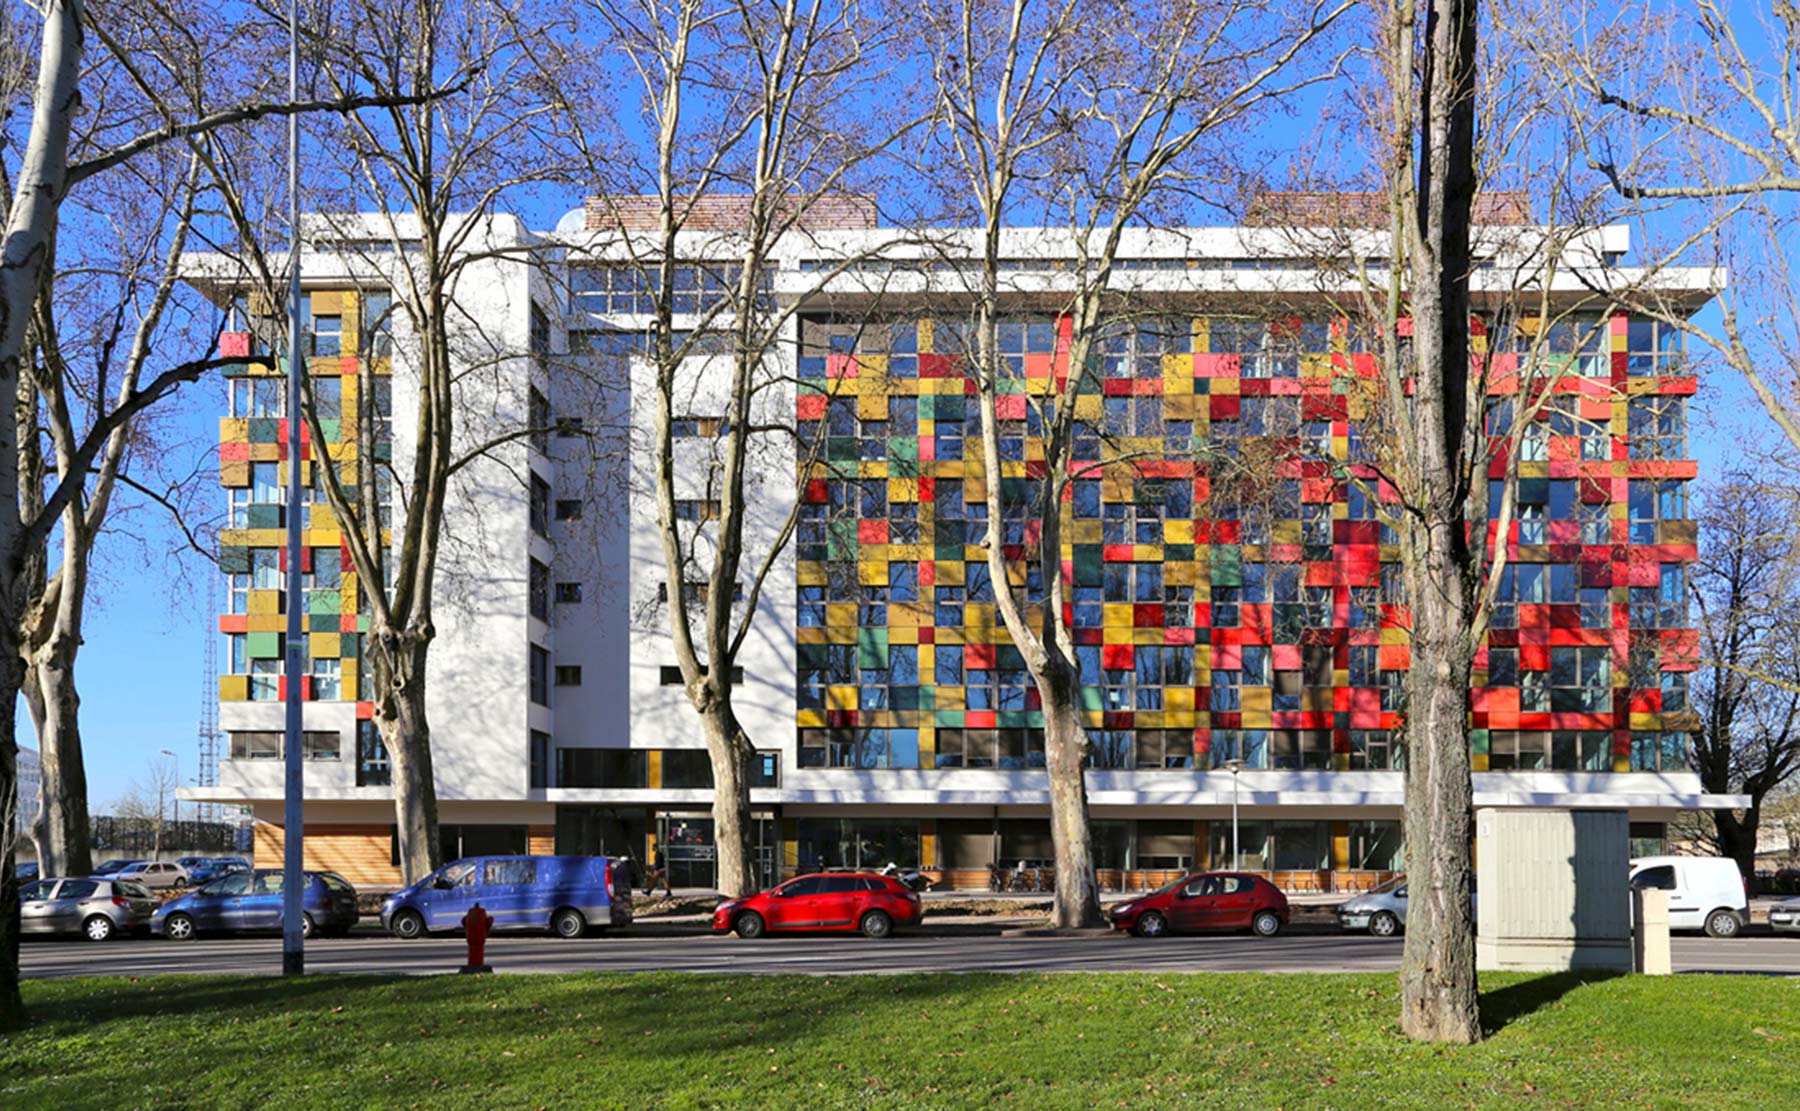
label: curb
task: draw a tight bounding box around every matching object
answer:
[998,926,1117,938]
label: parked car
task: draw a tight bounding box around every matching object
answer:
[1629,855,1749,938]
[1335,874,1480,936]
[184,857,252,886]
[1108,872,1289,938]
[712,872,923,939]
[90,859,139,877]
[382,855,634,939]
[14,861,38,883]
[152,869,359,940]
[19,876,158,941]
[1770,897,1800,936]
[114,860,190,890]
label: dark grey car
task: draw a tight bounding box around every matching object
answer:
[19,877,159,941]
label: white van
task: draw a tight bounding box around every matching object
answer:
[1628,856,1748,938]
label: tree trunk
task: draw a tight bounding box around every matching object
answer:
[31,641,90,876]
[1399,582,1480,1041]
[698,700,756,898]
[1712,809,1757,884]
[379,634,441,884]
[1397,0,1482,1047]
[1043,690,1103,928]
[0,652,28,1028]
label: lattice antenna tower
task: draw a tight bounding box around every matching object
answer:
[196,578,221,823]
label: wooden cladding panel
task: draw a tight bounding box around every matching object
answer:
[254,821,401,887]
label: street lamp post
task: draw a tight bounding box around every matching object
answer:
[159,749,179,831]
[1223,759,1244,871]
[281,0,306,978]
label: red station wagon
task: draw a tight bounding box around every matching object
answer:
[712,872,923,939]
[1107,872,1289,938]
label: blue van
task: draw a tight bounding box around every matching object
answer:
[380,855,633,939]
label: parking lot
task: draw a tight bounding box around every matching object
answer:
[19,922,1800,979]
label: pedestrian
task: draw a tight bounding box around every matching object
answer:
[645,845,669,897]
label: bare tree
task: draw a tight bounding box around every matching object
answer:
[580,0,923,896]
[912,0,1349,927]
[197,0,577,883]
[1685,473,1800,879]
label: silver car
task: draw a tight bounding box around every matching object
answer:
[20,877,159,941]
[1336,875,1478,936]
[1770,899,1800,935]
[114,861,189,890]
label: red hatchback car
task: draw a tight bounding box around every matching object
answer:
[712,872,922,939]
[1107,872,1288,938]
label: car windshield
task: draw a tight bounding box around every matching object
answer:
[114,881,153,899]
[1372,875,1406,894]
[435,861,477,888]
[1149,874,1199,897]
[201,872,252,896]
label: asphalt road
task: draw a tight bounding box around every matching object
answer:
[20,925,1800,979]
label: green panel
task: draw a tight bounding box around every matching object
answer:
[998,711,1035,729]
[1165,544,1194,562]
[339,632,359,657]
[309,589,342,614]
[1470,728,1490,755]
[934,710,964,727]
[219,546,250,574]
[246,632,282,659]
[1211,546,1241,586]
[318,419,342,442]
[797,644,830,671]
[827,437,860,461]
[997,645,1025,670]
[248,418,281,443]
[917,684,935,709]
[310,614,339,633]
[246,505,283,530]
[857,627,889,669]
[890,438,918,465]
[373,442,392,462]
[1072,545,1102,586]
[1078,687,1105,711]
[825,521,858,561]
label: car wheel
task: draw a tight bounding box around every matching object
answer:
[389,910,426,940]
[733,911,766,939]
[552,908,587,938]
[173,878,187,890]
[1133,911,1168,938]
[164,913,196,942]
[1252,910,1283,938]
[860,910,893,939]
[1704,909,1742,939]
[301,913,317,940]
[82,915,115,943]
[1369,911,1401,937]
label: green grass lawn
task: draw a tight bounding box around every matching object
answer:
[3,972,1795,1109]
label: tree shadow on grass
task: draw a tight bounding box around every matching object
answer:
[1479,970,1623,1036]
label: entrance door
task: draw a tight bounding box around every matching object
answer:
[661,817,716,889]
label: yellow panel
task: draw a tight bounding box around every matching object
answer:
[220,417,249,440]
[646,751,663,790]
[825,603,860,627]
[1102,604,1135,627]
[221,460,250,488]
[1166,687,1195,712]
[219,675,249,701]
[309,291,344,314]
[245,614,285,633]
[1241,688,1272,714]
[797,709,826,728]
[858,393,889,420]
[796,627,828,645]
[246,591,282,616]
[310,632,342,658]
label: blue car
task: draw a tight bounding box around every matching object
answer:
[381,855,633,939]
[182,856,252,886]
[152,868,359,941]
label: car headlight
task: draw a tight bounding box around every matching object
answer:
[1111,903,1134,916]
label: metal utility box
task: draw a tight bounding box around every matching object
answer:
[1476,808,1632,972]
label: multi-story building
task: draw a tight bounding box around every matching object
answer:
[182,196,1735,891]
[14,745,40,845]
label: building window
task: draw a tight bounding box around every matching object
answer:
[308,311,343,357]
[529,475,550,537]
[673,499,721,522]
[1628,478,1687,544]
[249,655,282,702]
[555,665,582,687]
[530,301,550,359]
[311,658,341,701]
[227,574,250,615]
[1628,395,1685,460]
[658,581,743,605]
[229,378,284,418]
[310,376,343,420]
[554,499,583,521]
[530,645,550,706]
[529,729,551,790]
[228,730,338,760]
[529,386,551,454]
[529,558,549,621]
[1549,645,1611,713]
[555,581,582,604]
[1550,730,1611,771]
[357,720,391,786]
[659,664,744,686]
[362,290,393,357]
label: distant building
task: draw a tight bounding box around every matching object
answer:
[15,745,41,839]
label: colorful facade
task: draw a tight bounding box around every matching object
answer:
[793,312,1698,777]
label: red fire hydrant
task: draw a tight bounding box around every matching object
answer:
[460,903,493,974]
